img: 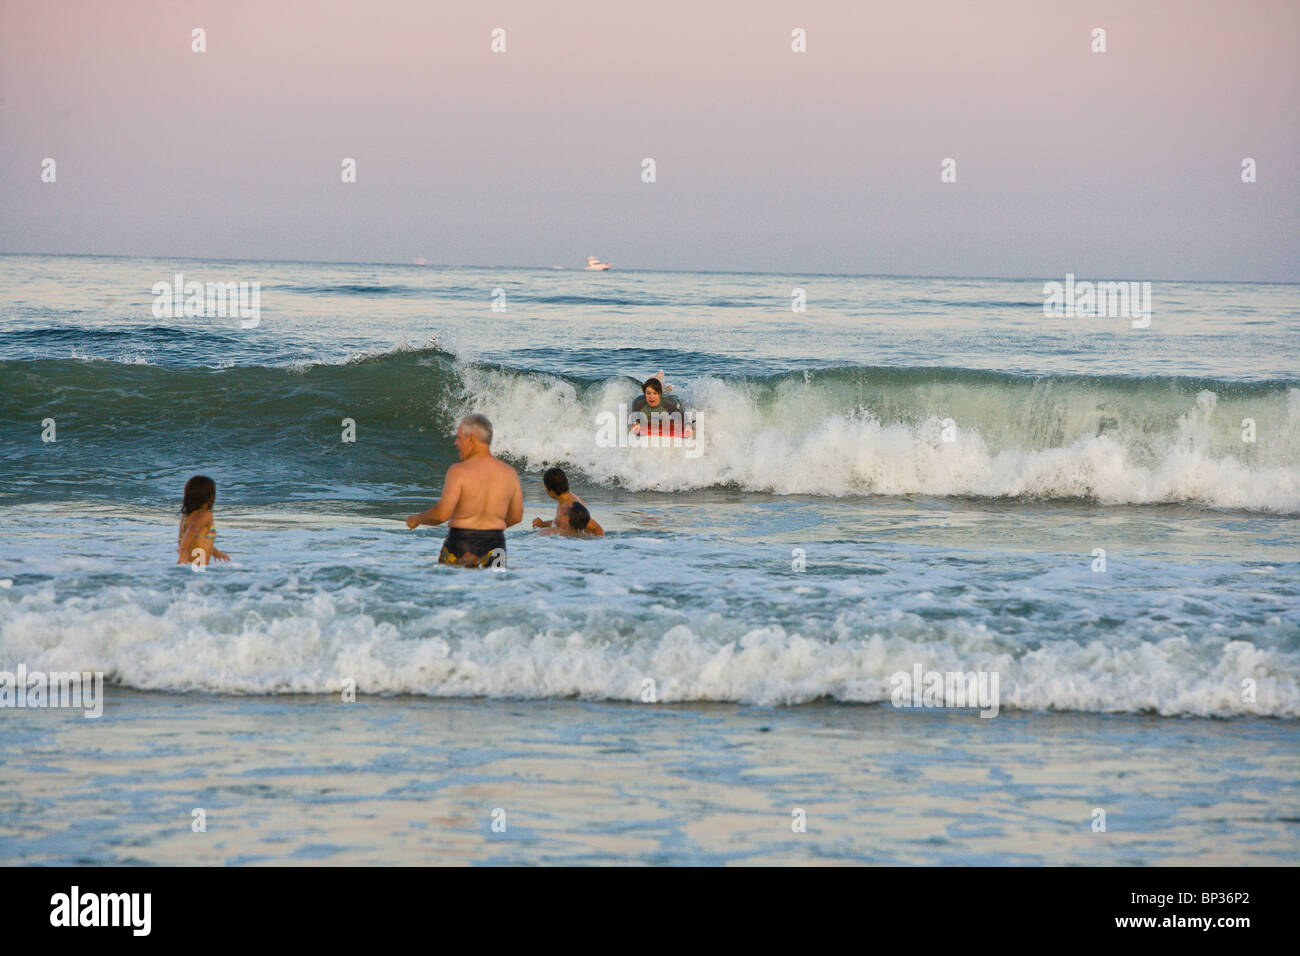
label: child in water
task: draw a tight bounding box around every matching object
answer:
[176,474,230,566]
[532,467,604,536]
[629,370,693,438]
[537,501,600,537]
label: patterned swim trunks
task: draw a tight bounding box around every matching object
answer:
[438,527,507,569]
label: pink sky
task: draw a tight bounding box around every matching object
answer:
[1,0,1296,279]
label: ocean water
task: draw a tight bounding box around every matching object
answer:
[4,693,1297,866]
[1,253,1299,720]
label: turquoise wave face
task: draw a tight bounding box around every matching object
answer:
[4,348,1298,511]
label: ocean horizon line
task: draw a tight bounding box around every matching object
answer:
[1,249,1296,287]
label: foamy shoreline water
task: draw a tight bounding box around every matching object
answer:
[1,690,1295,866]
[3,496,1297,718]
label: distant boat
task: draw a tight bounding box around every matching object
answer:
[586,256,611,271]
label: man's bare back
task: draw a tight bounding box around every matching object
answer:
[443,453,522,529]
[405,416,523,567]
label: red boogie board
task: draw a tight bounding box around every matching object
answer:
[631,422,691,438]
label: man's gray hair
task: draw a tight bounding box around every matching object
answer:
[460,414,493,445]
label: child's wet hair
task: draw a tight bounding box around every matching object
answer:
[567,501,591,532]
[181,475,216,515]
[543,467,569,495]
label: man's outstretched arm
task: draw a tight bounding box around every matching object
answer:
[505,475,524,528]
[406,468,462,529]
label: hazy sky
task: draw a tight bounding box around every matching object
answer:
[2,0,1297,280]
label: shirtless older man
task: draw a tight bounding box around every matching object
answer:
[405,414,523,567]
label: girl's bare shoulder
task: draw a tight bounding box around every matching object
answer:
[180,508,214,529]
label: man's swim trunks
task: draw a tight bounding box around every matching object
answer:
[439,527,507,568]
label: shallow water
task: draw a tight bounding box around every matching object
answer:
[1,692,1295,865]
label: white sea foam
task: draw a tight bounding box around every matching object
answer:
[456,365,1300,512]
[2,587,1295,717]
